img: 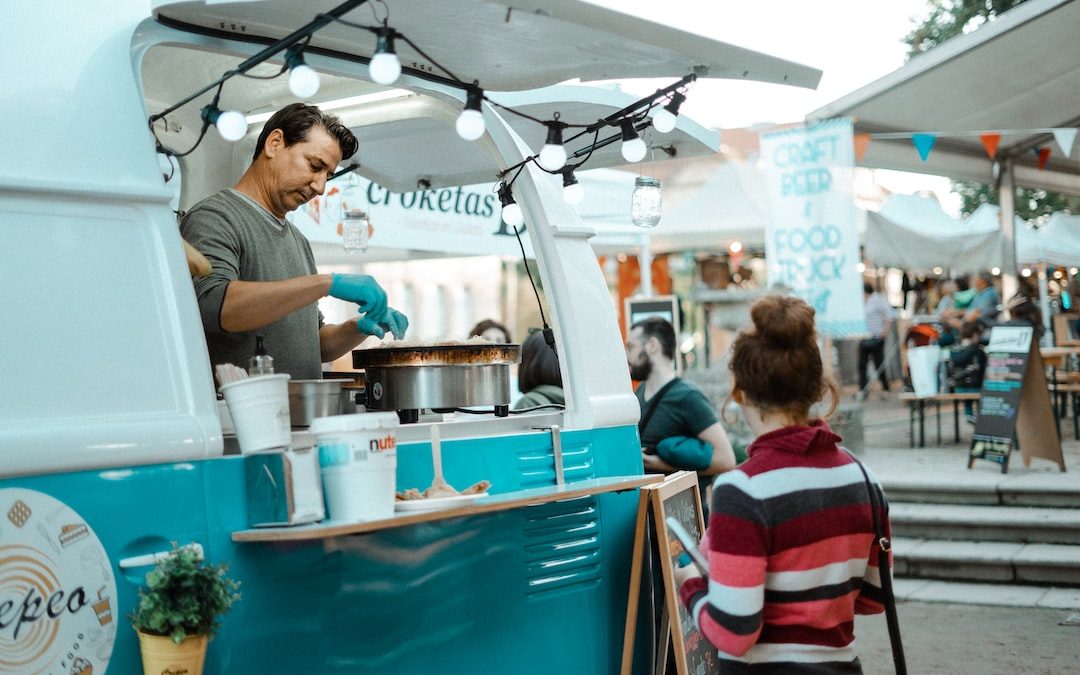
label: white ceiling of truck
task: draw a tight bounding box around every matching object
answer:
[152,0,821,91]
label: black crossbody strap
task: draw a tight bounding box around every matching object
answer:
[637,378,680,437]
[843,449,907,675]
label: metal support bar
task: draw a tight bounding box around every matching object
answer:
[533,424,565,485]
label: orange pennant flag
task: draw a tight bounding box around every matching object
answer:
[853,133,871,162]
[979,133,1001,159]
[1037,147,1052,170]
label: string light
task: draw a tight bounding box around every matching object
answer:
[650,91,685,134]
[498,182,524,227]
[285,46,320,98]
[538,122,568,171]
[150,1,695,195]
[369,26,401,85]
[456,87,486,141]
[562,169,584,205]
[201,104,248,142]
[620,120,648,163]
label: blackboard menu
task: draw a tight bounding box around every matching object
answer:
[661,487,717,675]
[970,326,1032,467]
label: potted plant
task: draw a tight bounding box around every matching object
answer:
[130,543,241,675]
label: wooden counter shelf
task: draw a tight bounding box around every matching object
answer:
[232,474,663,542]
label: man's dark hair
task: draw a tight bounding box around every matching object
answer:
[252,102,358,161]
[631,316,676,360]
[518,330,562,394]
[954,276,970,292]
[863,282,874,295]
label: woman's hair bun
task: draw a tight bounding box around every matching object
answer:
[750,295,816,349]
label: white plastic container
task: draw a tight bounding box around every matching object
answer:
[220,374,291,454]
[310,412,399,522]
[908,345,942,398]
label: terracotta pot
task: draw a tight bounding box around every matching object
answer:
[136,630,208,675]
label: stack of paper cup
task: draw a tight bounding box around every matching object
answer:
[220,374,291,454]
[310,412,398,522]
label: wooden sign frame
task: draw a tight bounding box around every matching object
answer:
[969,326,1065,473]
[620,471,712,675]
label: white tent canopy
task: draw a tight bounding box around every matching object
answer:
[1018,212,1080,266]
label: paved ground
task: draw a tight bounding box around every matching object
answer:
[856,601,1080,675]
[846,386,1080,673]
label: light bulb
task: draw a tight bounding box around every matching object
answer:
[631,176,662,228]
[456,109,485,141]
[651,107,677,134]
[562,169,584,205]
[650,92,685,134]
[370,30,401,85]
[563,181,584,205]
[539,143,568,172]
[215,110,248,142]
[502,202,524,227]
[370,52,401,85]
[538,122,567,171]
[622,137,648,163]
[288,64,320,98]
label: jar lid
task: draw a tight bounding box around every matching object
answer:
[634,176,660,188]
[309,412,399,435]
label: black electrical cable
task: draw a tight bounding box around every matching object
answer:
[511,221,557,355]
[449,405,565,415]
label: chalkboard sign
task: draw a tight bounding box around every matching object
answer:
[970,326,1064,473]
[619,471,716,675]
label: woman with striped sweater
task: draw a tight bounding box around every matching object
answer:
[675,295,890,674]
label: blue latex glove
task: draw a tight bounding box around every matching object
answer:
[328,274,388,322]
[379,307,409,340]
[656,436,712,471]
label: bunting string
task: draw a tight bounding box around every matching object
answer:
[851,125,1078,168]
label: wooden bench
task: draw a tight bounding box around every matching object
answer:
[898,392,982,448]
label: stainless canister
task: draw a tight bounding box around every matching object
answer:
[288,379,345,427]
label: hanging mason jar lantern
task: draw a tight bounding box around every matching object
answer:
[631,176,662,228]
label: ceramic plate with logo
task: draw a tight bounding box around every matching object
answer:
[0,488,117,674]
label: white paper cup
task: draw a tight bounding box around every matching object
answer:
[220,374,291,454]
[321,461,396,522]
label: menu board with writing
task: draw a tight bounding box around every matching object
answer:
[970,326,1065,473]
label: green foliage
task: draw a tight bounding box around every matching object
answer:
[905,0,1027,58]
[952,180,1080,221]
[130,544,241,645]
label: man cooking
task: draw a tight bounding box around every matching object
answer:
[181,102,407,380]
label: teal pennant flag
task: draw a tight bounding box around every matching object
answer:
[912,134,937,161]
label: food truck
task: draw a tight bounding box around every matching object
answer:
[0,1,819,672]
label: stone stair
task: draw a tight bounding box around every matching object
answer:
[881,479,1080,588]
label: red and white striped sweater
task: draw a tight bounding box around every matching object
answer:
[679,420,889,672]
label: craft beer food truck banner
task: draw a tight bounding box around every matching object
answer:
[288,174,532,258]
[760,119,866,337]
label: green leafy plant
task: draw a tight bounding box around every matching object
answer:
[130,544,241,645]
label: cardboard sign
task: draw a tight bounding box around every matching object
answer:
[620,471,716,675]
[760,118,867,337]
[969,326,1065,473]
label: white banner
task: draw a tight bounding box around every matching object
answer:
[288,174,531,257]
[760,119,866,337]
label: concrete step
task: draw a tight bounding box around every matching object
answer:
[893,537,1080,586]
[880,475,1080,509]
[891,503,1080,545]
[892,578,1080,609]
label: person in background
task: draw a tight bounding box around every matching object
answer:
[949,320,987,422]
[935,278,958,317]
[1003,282,1045,341]
[182,103,407,380]
[963,270,1001,328]
[858,282,893,399]
[470,319,512,344]
[625,317,737,493]
[512,329,563,410]
[674,294,890,674]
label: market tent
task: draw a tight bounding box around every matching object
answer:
[1017,212,1080,266]
[863,195,1000,272]
[806,0,1080,196]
